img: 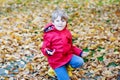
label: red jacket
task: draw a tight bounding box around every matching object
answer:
[40,23,83,69]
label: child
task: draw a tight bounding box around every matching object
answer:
[40,8,89,80]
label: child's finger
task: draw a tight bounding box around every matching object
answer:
[45,48,48,51]
[53,49,55,53]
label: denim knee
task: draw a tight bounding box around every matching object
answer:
[70,56,84,68]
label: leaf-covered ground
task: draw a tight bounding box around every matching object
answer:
[0,0,120,80]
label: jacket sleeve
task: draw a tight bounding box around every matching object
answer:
[72,45,83,56]
[40,34,51,57]
[68,30,83,56]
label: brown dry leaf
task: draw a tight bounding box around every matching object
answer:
[115,9,120,17]
[26,62,34,72]
[33,57,41,63]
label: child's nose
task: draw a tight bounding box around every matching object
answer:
[59,21,62,24]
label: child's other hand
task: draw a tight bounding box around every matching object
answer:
[46,48,55,56]
[81,52,89,57]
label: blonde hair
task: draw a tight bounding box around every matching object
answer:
[51,8,68,22]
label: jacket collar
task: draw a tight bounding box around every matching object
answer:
[44,23,54,32]
[44,23,67,33]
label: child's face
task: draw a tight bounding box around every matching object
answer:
[53,16,67,31]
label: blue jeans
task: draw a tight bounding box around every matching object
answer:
[54,55,84,80]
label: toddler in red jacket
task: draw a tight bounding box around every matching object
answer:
[41,8,89,80]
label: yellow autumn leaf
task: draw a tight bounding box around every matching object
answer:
[0,53,5,59]
[32,16,42,24]
[35,41,41,46]
[99,26,104,30]
[72,32,79,38]
[109,37,117,41]
[108,44,115,49]
[0,32,6,37]
[82,43,88,49]
[24,39,32,44]
[0,0,7,6]
[71,2,79,8]
[90,29,96,33]
[89,44,98,49]
[10,32,22,41]
[101,77,106,80]
[6,55,17,61]
[16,23,24,29]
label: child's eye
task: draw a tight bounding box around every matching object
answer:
[56,20,59,22]
[61,19,65,22]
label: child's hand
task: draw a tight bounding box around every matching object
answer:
[81,52,89,58]
[45,48,55,56]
